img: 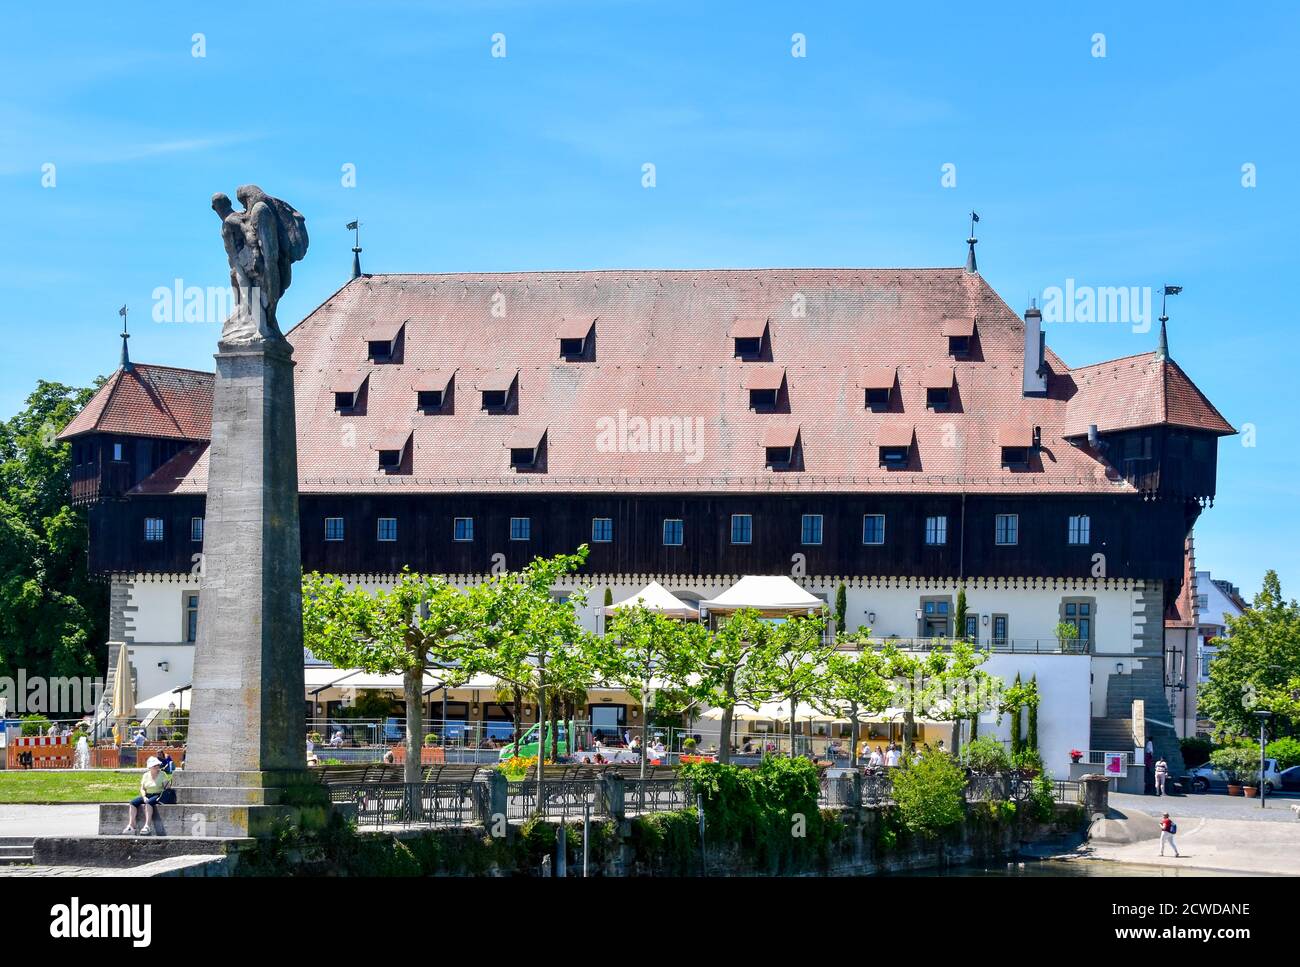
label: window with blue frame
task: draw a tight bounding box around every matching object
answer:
[453,517,474,542]
[663,519,684,546]
[1068,514,1091,545]
[324,517,344,542]
[376,517,397,542]
[995,514,1019,545]
[862,514,885,545]
[510,517,531,541]
[730,514,752,544]
[592,517,613,543]
[801,514,823,545]
[924,515,947,545]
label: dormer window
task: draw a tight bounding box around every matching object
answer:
[762,425,799,469]
[478,370,517,411]
[858,367,896,412]
[372,429,412,473]
[729,317,769,358]
[998,423,1035,468]
[366,320,405,363]
[877,425,914,468]
[506,427,546,470]
[556,317,595,359]
[413,370,454,412]
[331,373,367,412]
[941,317,975,357]
[744,366,785,411]
[923,368,955,412]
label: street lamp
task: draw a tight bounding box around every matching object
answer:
[1251,709,1274,810]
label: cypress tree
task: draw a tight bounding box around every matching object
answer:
[835,583,848,635]
[1010,673,1023,756]
[1027,676,1039,752]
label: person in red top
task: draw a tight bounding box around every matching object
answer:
[1159,813,1180,857]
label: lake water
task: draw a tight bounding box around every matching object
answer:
[904,858,1242,877]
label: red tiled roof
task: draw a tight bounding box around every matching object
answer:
[941,316,975,337]
[556,317,595,340]
[997,423,1034,448]
[411,369,455,392]
[330,371,368,395]
[117,268,1233,497]
[57,364,213,442]
[920,366,955,390]
[729,317,769,339]
[475,369,518,392]
[1065,354,1234,437]
[367,319,405,343]
[505,426,547,450]
[742,366,786,391]
[857,367,896,390]
[371,428,412,452]
[877,424,915,448]
[761,425,800,449]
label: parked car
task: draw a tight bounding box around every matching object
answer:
[1278,765,1300,793]
[1188,757,1283,793]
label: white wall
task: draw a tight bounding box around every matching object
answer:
[974,653,1091,774]
[124,643,194,704]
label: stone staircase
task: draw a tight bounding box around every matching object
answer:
[0,838,35,866]
[1089,717,1136,753]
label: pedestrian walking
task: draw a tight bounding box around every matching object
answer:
[1159,813,1179,857]
[1154,757,1169,796]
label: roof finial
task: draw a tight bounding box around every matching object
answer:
[118,304,133,372]
[965,211,980,274]
[347,220,362,279]
[1156,284,1182,361]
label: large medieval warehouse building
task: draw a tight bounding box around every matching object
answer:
[60,259,1233,782]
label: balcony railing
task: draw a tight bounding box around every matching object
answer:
[839,636,1090,655]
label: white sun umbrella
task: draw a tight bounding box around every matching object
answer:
[603,581,698,619]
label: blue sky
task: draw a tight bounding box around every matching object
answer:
[2,2,1296,596]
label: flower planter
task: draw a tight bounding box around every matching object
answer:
[679,754,715,764]
[1243,785,1259,798]
[1226,783,1243,796]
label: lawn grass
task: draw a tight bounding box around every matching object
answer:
[0,769,140,803]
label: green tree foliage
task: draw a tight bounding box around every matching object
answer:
[1027,675,1039,752]
[0,380,105,683]
[1265,737,1300,770]
[676,608,769,765]
[740,613,831,756]
[890,749,967,836]
[301,567,485,783]
[963,735,1011,774]
[823,636,893,765]
[834,583,847,635]
[1199,571,1300,739]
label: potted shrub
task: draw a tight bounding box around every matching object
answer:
[1069,748,1084,764]
[424,732,439,746]
[1012,748,1044,778]
[1209,746,1256,796]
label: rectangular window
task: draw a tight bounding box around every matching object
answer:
[730,514,752,545]
[663,519,684,546]
[1062,600,1093,643]
[334,391,355,411]
[1068,514,1091,545]
[510,517,531,541]
[862,514,885,545]
[995,514,1019,546]
[749,388,777,409]
[734,336,761,357]
[417,389,443,409]
[324,517,344,542]
[992,614,1008,647]
[453,517,474,542]
[190,517,204,543]
[964,614,979,642]
[144,517,164,542]
[926,387,950,411]
[184,592,199,643]
[866,388,890,412]
[376,517,397,542]
[113,442,124,462]
[481,389,507,409]
[922,599,950,637]
[592,517,613,543]
[801,514,823,546]
[924,515,947,545]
